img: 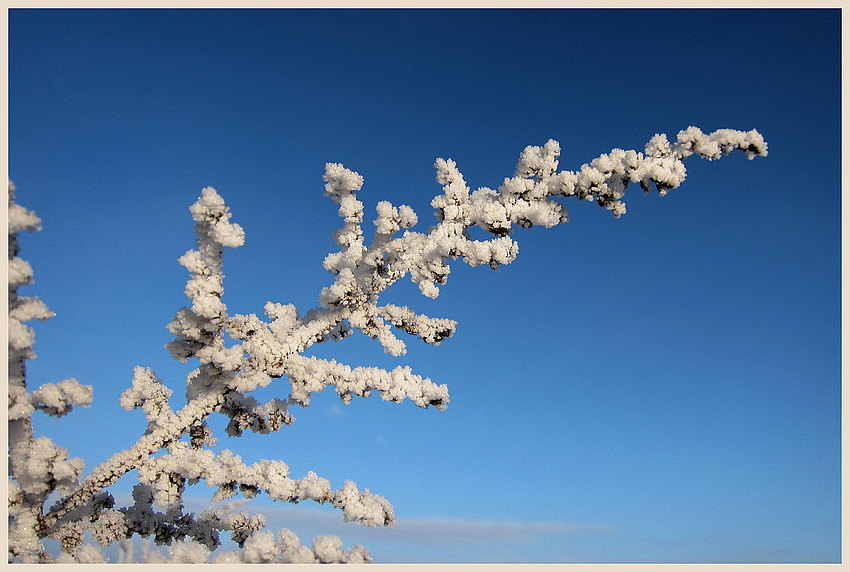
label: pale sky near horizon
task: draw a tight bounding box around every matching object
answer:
[8,8,841,563]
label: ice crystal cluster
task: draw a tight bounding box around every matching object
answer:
[7,127,766,563]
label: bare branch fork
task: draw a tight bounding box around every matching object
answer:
[8,126,766,563]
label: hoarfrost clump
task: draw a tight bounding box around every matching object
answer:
[7,127,766,562]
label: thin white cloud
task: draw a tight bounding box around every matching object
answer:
[387,517,618,547]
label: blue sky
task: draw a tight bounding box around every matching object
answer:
[8,8,841,563]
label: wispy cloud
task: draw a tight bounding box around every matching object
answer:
[387,517,617,547]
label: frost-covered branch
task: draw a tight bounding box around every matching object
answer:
[8,181,95,562]
[8,126,766,562]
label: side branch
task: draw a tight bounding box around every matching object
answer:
[41,390,228,533]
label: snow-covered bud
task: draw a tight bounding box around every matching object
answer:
[323,163,364,202]
[514,139,560,179]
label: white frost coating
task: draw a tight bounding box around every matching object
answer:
[274,529,321,563]
[377,304,456,345]
[189,187,245,248]
[226,528,369,563]
[9,129,766,562]
[71,544,108,563]
[119,366,177,430]
[283,354,449,411]
[9,295,52,324]
[31,378,93,418]
[323,162,364,199]
[8,181,41,234]
[166,539,211,563]
[515,138,561,179]
[8,315,36,353]
[14,436,85,498]
[333,480,396,527]
[8,257,35,287]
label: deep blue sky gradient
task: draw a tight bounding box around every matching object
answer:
[8,8,841,563]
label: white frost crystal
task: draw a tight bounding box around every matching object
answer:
[31,378,93,417]
[189,186,245,248]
